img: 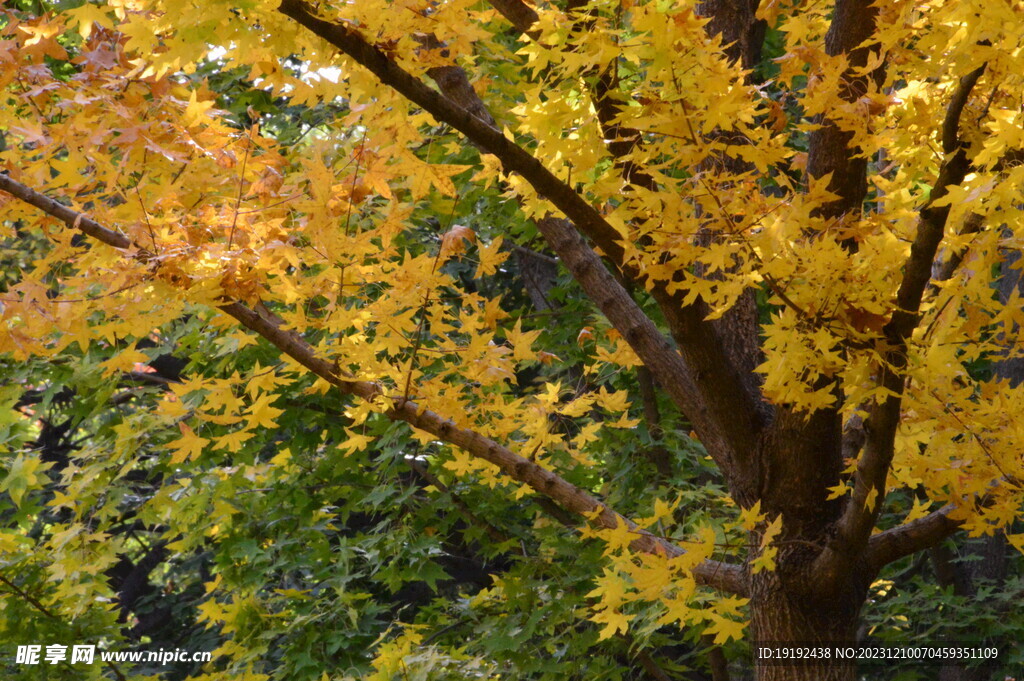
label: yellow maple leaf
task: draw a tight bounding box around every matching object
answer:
[181,89,216,128]
[593,607,633,640]
[246,392,284,429]
[166,422,209,464]
[66,3,112,39]
[99,345,150,377]
[337,429,373,455]
[213,428,255,453]
[706,613,746,645]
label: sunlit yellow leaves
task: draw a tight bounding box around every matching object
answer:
[16,16,68,61]
[587,568,633,639]
[246,361,290,396]
[591,328,643,369]
[66,3,113,40]
[337,428,374,456]
[635,496,681,530]
[705,611,747,645]
[598,516,636,555]
[203,380,246,416]
[474,236,508,278]
[863,486,881,514]
[213,427,256,453]
[362,623,495,681]
[504,320,542,362]
[627,553,675,603]
[591,606,633,641]
[407,161,472,200]
[654,583,698,626]
[246,392,284,429]
[733,500,765,533]
[3,1,1024,668]
[8,119,50,147]
[167,422,209,464]
[902,497,935,524]
[827,482,851,501]
[181,89,217,128]
[98,344,151,376]
[581,520,746,641]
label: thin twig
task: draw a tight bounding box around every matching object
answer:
[227,124,255,250]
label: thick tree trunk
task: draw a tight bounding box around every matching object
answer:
[750,569,864,681]
[745,425,868,681]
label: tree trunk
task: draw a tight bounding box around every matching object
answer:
[750,569,864,681]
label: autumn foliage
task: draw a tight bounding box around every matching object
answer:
[2,0,1024,680]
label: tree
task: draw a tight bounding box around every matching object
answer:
[1,1,1023,680]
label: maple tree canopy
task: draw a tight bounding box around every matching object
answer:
[1,0,1023,680]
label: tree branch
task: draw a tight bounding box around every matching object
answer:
[487,0,652,187]
[276,0,767,477]
[0,173,144,255]
[864,504,960,572]
[277,0,625,264]
[533,216,761,471]
[224,300,749,594]
[636,367,673,479]
[487,0,539,38]
[806,0,884,221]
[815,63,986,584]
[489,6,769,466]
[0,172,748,597]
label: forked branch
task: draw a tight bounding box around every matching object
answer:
[818,63,987,583]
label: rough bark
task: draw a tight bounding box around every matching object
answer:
[697,0,767,73]
[805,0,884,221]
[750,567,865,681]
[693,0,768,395]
